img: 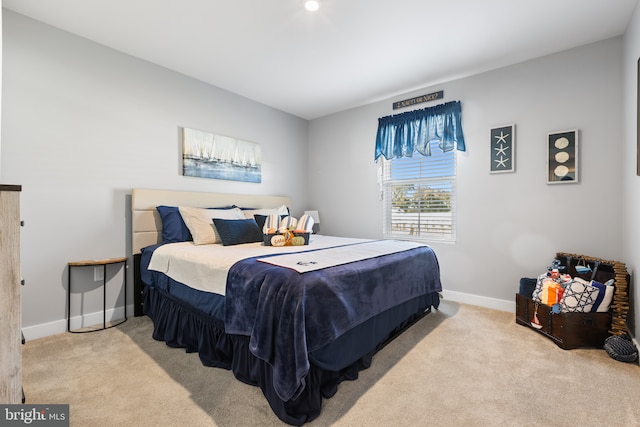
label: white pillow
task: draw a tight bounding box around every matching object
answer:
[560,279,599,313]
[596,281,615,313]
[178,206,244,245]
[242,204,289,219]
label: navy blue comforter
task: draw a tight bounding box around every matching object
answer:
[224,244,442,402]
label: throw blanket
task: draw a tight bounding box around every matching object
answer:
[225,244,442,402]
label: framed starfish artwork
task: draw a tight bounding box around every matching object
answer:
[490,124,515,173]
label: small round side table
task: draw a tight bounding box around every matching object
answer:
[67,257,127,333]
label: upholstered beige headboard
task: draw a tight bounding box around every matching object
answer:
[131,188,291,254]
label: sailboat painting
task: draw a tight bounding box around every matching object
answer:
[181,127,262,183]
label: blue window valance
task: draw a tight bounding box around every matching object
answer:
[375,100,466,160]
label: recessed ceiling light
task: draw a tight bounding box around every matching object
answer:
[304,0,321,12]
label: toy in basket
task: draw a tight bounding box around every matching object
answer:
[263,213,313,247]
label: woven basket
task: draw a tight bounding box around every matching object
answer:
[603,335,638,363]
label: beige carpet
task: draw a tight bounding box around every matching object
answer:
[22,300,639,426]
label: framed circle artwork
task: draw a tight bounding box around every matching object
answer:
[547,129,578,184]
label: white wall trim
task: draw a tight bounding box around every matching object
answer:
[441,290,515,313]
[22,293,515,340]
[630,334,640,367]
[22,305,133,341]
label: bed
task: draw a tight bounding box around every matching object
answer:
[131,188,442,425]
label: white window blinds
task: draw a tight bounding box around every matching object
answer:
[381,140,456,242]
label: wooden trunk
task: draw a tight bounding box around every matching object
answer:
[515,293,612,349]
[515,252,630,350]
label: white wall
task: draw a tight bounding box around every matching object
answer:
[2,8,635,339]
[623,2,640,340]
[1,11,309,338]
[309,38,625,311]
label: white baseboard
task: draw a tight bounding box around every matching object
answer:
[628,331,640,367]
[22,305,135,341]
[24,292,515,340]
[440,290,515,313]
[23,292,515,340]
[22,318,67,341]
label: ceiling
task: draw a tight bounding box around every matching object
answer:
[3,0,638,120]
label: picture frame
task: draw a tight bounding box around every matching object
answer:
[547,129,578,184]
[490,124,515,173]
[181,127,262,183]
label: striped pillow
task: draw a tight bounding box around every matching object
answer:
[262,214,281,233]
[279,216,298,232]
[591,279,615,312]
[297,214,314,232]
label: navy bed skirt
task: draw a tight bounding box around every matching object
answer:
[144,285,438,425]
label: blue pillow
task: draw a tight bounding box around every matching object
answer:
[156,206,192,243]
[212,218,263,246]
[157,205,235,243]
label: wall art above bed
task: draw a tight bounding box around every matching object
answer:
[181,127,262,183]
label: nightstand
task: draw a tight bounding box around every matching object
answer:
[67,257,127,333]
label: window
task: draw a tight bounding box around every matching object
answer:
[375,100,464,242]
[381,140,456,242]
